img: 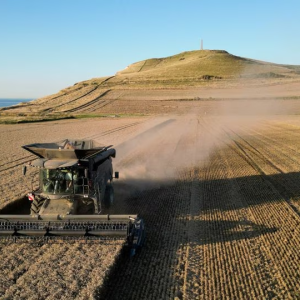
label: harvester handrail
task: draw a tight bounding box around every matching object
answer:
[83,145,113,159]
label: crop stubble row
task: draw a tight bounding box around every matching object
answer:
[0,240,124,299]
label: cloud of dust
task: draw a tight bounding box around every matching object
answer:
[112,66,294,195]
[113,115,219,193]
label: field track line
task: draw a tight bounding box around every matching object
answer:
[223,128,300,218]
[63,89,111,113]
[0,155,33,169]
[42,85,100,113]
[218,145,292,298]
[195,120,296,297]
[0,156,34,173]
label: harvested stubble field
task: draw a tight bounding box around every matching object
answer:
[1,100,300,299]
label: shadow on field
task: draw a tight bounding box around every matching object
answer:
[188,219,277,245]
[199,171,300,212]
[95,170,300,299]
[0,197,31,214]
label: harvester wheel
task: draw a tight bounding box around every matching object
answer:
[30,206,38,214]
[30,196,45,215]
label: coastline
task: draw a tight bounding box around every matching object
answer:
[0,98,33,108]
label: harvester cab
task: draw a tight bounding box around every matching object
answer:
[0,139,145,255]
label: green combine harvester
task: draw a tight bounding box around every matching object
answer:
[0,139,144,255]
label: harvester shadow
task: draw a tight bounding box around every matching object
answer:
[95,173,287,299]
[0,196,31,214]
[97,218,277,299]
[198,171,300,212]
[187,219,277,245]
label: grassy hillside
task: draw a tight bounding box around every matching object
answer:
[1,49,300,122]
[78,50,299,88]
[114,49,298,81]
[119,50,255,77]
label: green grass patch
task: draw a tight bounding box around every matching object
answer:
[0,115,75,124]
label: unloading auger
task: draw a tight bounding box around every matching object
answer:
[0,139,145,255]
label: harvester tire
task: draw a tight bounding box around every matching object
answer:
[30,206,38,214]
[30,196,45,215]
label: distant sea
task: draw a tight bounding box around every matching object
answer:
[0,98,34,108]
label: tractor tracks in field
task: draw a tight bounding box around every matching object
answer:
[249,126,300,168]
[181,118,281,298]
[0,155,34,172]
[218,146,291,298]
[222,129,300,297]
[264,121,300,137]
[181,117,215,300]
[62,89,112,113]
[189,118,287,298]
[198,119,299,297]
[40,76,116,113]
[42,85,101,113]
[222,127,300,218]
[85,120,144,140]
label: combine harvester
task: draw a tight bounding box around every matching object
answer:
[0,139,144,255]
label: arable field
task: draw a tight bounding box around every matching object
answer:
[1,100,300,299]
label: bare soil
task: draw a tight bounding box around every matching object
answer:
[1,83,300,299]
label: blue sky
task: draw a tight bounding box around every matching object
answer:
[1,0,299,98]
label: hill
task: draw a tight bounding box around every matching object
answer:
[81,49,300,88]
[1,49,300,123]
[116,50,296,79]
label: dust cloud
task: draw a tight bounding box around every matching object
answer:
[113,84,291,194]
[113,114,221,193]
[114,116,197,190]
